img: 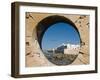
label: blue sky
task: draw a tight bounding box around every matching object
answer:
[42,22,80,50]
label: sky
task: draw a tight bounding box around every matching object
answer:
[41,22,80,50]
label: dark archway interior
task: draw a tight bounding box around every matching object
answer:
[36,15,81,49]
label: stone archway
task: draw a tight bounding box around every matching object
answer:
[36,15,82,65]
[25,12,89,67]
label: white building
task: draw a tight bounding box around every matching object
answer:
[54,43,80,54]
[64,43,80,55]
[67,43,80,49]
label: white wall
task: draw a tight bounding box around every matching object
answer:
[0,0,100,80]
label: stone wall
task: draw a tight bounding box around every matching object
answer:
[25,12,89,67]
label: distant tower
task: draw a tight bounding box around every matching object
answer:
[52,48,55,53]
[67,43,71,49]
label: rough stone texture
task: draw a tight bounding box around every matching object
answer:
[25,12,89,67]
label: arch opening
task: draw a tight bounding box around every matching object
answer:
[36,15,81,65]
